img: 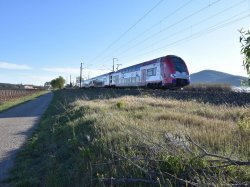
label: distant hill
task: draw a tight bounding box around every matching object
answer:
[190,70,247,86]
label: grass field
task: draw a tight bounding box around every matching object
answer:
[0,90,48,112]
[6,89,250,186]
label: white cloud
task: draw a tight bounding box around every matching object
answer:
[0,62,32,70]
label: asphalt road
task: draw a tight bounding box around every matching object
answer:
[0,92,53,184]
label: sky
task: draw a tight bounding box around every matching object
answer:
[0,0,250,85]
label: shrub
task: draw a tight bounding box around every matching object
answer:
[116,101,126,109]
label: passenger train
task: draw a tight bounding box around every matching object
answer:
[82,55,190,88]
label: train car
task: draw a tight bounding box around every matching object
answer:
[83,73,110,87]
[82,55,190,88]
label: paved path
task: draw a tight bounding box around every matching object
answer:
[0,92,53,184]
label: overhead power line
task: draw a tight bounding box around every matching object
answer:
[86,0,250,79]
[93,0,220,68]
[118,0,247,58]
[116,0,222,58]
[95,0,223,67]
[127,10,250,62]
[98,0,194,63]
[106,0,164,49]
[91,0,165,62]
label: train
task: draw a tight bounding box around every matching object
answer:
[82,55,190,89]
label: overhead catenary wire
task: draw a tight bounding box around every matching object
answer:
[125,10,250,63]
[115,0,222,58]
[118,0,248,59]
[90,0,165,63]
[118,0,194,48]
[98,0,194,63]
[85,0,250,79]
[93,0,222,68]
[130,12,250,62]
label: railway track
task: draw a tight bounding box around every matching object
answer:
[78,87,250,106]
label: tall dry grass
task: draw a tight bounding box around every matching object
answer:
[7,89,250,186]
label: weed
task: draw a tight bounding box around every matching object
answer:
[116,101,126,109]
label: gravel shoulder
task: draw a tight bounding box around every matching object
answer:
[0,92,53,184]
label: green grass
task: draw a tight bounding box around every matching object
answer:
[0,91,48,112]
[6,89,250,186]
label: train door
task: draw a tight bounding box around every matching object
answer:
[110,75,112,86]
[141,69,146,85]
[114,75,119,84]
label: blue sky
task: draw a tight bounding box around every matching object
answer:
[0,0,250,85]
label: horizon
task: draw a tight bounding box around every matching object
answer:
[0,68,247,86]
[0,0,249,85]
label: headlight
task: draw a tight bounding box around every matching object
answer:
[170,74,176,78]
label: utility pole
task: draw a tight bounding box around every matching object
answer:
[112,58,118,72]
[70,75,72,88]
[80,62,83,88]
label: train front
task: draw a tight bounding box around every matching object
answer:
[161,55,190,88]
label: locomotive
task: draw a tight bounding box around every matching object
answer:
[82,55,190,88]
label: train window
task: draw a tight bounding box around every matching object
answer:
[136,77,140,82]
[147,68,156,77]
[131,77,136,83]
[114,75,119,84]
[172,57,187,72]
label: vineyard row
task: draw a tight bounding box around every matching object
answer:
[0,89,40,103]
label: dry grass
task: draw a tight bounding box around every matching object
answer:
[7,89,250,186]
[73,94,249,158]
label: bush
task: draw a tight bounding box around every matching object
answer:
[116,101,126,109]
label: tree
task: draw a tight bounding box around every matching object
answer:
[240,29,250,79]
[50,76,65,89]
[57,76,65,89]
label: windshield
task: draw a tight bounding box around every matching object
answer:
[172,57,187,73]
